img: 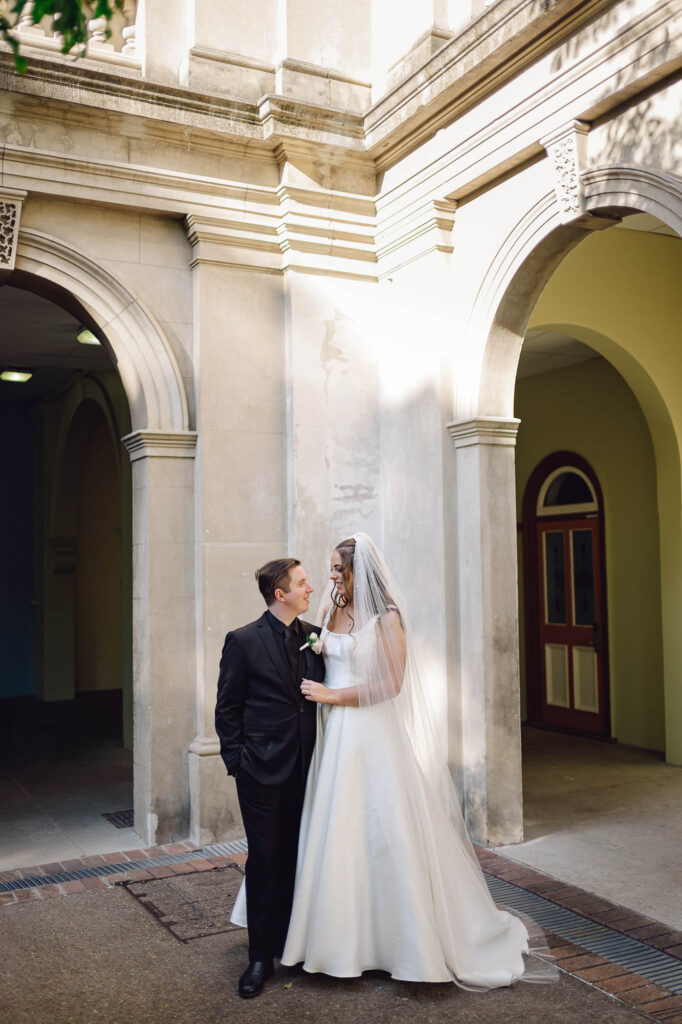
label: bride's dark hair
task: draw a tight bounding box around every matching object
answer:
[331,538,355,630]
[332,536,398,625]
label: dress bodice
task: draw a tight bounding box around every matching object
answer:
[321,618,378,690]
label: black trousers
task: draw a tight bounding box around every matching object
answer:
[236,765,307,962]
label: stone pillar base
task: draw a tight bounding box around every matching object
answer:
[189,739,243,846]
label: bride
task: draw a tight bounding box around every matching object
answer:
[279,532,556,988]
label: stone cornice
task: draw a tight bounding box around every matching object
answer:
[447,418,521,449]
[374,0,680,240]
[122,430,198,462]
[0,50,366,153]
[0,1,677,280]
[365,0,619,168]
[277,56,370,90]
[185,184,378,279]
[0,0,672,173]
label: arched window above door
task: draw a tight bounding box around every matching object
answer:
[537,466,599,516]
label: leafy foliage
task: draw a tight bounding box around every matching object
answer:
[0,0,123,73]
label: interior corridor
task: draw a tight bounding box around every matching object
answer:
[0,694,139,871]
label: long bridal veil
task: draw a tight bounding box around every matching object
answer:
[327,531,557,985]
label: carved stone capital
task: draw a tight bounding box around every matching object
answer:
[122,430,198,462]
[541,120,590,224]
[0,188,27,274]
[447,417,520,449]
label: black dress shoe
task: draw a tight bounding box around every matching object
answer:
[238,959,274,999]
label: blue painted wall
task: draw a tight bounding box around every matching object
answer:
[0,402,35,697]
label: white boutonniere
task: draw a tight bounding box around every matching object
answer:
[300,632,323,655]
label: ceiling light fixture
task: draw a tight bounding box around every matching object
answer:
[77,328,101,346]
[1,370,32,383]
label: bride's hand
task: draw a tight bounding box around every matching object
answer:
[301,679,333,704]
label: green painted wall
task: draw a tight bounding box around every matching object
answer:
[524,225,682,763]
[515,357,664,751]
[75,408,123,694]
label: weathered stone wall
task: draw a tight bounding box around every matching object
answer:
[1,0,680,845]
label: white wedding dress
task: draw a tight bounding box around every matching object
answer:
[275,620,544,988]
[232,613,550,988]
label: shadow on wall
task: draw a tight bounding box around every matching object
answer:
[598,92,682,170]
[549,2,639,74]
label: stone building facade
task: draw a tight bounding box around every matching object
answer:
[1,0,680,848]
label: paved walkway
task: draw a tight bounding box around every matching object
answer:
[500,728,682,930]
[2,843,682,1024]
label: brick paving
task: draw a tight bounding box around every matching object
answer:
[0,839,680,1022]
[0,841,247,899]
[477,846,682,1022]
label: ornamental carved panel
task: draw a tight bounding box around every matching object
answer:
[542,121,589,225]
[549,136,582,218]
[0,198,22,271]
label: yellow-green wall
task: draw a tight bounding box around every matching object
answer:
[525,225,682,763]
[515,357,664,751]
[75,409,123,693]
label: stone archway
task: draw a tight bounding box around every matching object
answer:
[8,224,198,845]
[16,228,190,433]
[448,164,682,845]
[45,380,134,744]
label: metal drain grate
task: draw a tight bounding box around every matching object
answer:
[102,809,134,829]
[200,839,248,857]
[0,848,214,893]
[0,839,249,894]
[485,874,682,993]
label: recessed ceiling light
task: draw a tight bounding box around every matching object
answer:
[1,370,32,383]
[77,328,101,346]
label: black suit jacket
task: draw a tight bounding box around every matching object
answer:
[215,612,326,785]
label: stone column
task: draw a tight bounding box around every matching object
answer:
[123,429,198,845]
[446,416,522,847]
[184,218,288,845]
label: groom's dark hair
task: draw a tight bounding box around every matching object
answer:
[256,558,301,606]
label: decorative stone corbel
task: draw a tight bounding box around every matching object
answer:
[541,121,591,225]
[0,188,27,275]
[122,430,198,462]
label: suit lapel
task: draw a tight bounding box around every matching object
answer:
[300,627,323,681]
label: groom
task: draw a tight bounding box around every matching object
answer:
[215,557,325,998]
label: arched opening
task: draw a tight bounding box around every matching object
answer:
[463,173,682,916]
[0,280,136,867]
[0,227,195,852]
